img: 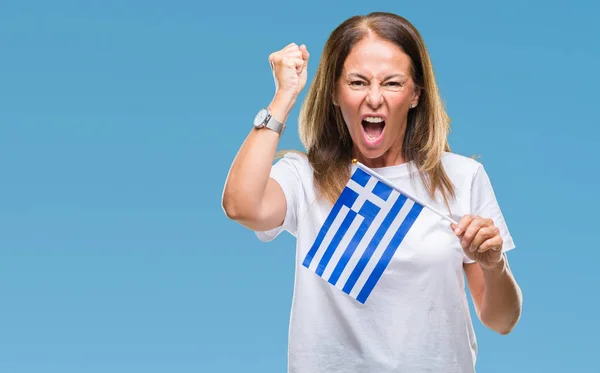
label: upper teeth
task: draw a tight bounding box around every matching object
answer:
[364,116,384,123]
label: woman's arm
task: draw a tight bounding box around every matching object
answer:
[464,256,523,335]
[221,94,294,231]
[452,217,523,334]
[221,43,310,231]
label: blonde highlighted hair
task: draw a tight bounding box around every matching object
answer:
[295,12,455,207]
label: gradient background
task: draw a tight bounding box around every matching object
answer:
[1,1,598,372]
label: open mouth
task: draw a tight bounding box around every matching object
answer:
[361,116,385,144]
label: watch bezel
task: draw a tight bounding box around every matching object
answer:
[253,107,270,128]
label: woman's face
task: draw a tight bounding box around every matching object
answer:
[335,35,420,168]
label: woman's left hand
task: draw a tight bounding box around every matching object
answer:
[451,215,504,270]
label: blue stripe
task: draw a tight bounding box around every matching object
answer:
[372,181,392,201]
[342,194,408,295]
[327,200,380,285]
[350,168,370,187]
[302,187,358,268]
[356,202,423,304]
[315,210,357,276]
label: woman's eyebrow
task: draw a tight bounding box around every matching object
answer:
[346,73,405,80]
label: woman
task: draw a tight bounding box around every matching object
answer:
[222,12,522,373]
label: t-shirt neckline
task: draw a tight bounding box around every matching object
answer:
[353,160,419,178]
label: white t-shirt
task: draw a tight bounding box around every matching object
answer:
[255,151,515,373]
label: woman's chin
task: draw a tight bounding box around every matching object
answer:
[354,142,387,161]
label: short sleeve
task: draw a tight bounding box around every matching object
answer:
[463,164,515,264]
[254,153,307,242]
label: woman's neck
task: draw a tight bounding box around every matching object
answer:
[352,146,406,169]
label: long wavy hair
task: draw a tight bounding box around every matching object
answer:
[297,12,455,207]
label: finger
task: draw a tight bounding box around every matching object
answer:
[452,215,474,236]
[284,57,305,73]
[450,223,458,234]
[461,218,488,252]
[299,44,310,61]
[272,53,302,72]
[284,49,303,60]
[269,43,298,65]
[283,42,298,52]
[293,57,305,74]
[269,51,282,68]
[470,225,499,252]
[477,235,503,253]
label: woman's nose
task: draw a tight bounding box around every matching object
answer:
[365,85,383,109]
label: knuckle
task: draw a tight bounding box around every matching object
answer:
[483,226,494,237]
[475,236,485,247]
[476,229,486,238]
[291,50,302,58]
[283,43,297,51]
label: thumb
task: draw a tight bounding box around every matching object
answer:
[299,44,310,62]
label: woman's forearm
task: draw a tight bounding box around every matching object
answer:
[479,254,523,334]
[221,94,295,220]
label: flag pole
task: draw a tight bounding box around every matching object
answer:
[352,159,459,226]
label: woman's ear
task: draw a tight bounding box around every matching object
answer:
[411,87,422,108]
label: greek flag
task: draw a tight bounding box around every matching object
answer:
[302,163,424,304]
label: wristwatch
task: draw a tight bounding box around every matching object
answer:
[253,107,285,135]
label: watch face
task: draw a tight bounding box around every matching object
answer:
[253,108,268,127]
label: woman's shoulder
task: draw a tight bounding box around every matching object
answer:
[441,151,481,166]
[276,150,309,162]
[440,151,484,180]
[275,150,311,169]
[271,150,314,181]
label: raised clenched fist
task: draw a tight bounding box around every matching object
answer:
[268,43,310,100]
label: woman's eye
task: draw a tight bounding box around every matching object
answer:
[385,82,402,87]
[349,81,366,86]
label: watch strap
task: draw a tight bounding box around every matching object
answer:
[265,114,285,135]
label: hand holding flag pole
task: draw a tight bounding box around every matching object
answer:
[351,159,505,270]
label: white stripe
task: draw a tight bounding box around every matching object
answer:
[320,214,364,280]
[308,205,351,272]
[349,198,415,299]
[333,191,401,290]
